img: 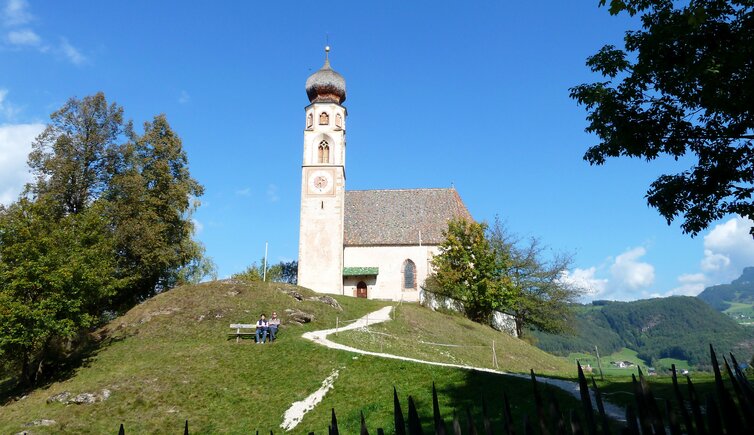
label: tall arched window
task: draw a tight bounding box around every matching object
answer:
[335,113,343,129]
[306,113,313,128]
[317,140,330,163]
[319,112,329,125]
[402,259,417,290]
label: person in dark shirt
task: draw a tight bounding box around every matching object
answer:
[255,313,268,344]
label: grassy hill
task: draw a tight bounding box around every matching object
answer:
[331,303,571,374]
[0,280,579,434]
[697,267,754,325]
[532,296,753,370]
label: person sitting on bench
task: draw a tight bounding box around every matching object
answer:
[255,313,269,344]
[268,312,281,342]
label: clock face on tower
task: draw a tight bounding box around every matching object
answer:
[308,169,334,195]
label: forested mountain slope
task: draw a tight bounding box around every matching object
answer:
[532,296,753,369]
[697,267,754,311]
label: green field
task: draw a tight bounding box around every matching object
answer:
[564,347,694,377]
[566,348,645,377]
[331,303,572,375]
[724,302,754,325]
[0,281,584,434]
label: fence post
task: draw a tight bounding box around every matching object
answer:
[595,345,604,381]
[492,340,499,370]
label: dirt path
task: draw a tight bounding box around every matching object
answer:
[282,306,625,430]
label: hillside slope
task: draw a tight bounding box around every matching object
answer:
[697,267,754,323]
[331,304,571,374]
[0,281,576,434]
[532,296,753,369]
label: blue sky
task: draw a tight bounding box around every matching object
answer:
[1,0,753,301]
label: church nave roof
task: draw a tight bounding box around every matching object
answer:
[344,188,472,246]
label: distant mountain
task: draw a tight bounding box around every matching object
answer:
[697,267,754,311]
[532,296,753,369]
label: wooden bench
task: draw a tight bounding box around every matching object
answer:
[228,323,256,343]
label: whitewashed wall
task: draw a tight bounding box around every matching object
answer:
[419,290,518,337]
[343,245,440,301]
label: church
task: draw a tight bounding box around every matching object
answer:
[297,48,472,301]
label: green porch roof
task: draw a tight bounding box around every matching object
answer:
[343,267,379,276]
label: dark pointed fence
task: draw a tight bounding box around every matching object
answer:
[114,345,752,434]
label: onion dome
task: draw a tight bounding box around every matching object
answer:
[305,46,346,104]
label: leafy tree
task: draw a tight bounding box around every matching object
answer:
[27,93,127,216]
[0,199,124,385]
[570,0,754,237]
[233,260,297,284]
[277,260,298,284]
[0,93,211,386]
[488,218,584,338]
[233,263,264,282]
[427,218,509,324]
[106,114,206,306]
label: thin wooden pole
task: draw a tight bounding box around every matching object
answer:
[492,340,499,369]
[263,242,268,282]
[595,345,604,381]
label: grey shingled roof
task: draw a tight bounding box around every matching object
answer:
[305,58,346,103]
[344,188,472,246]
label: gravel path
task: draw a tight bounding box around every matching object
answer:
[283,306,625,430]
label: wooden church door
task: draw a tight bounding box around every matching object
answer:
[356,281,368,298]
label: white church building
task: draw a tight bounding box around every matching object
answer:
[297,49,472,301]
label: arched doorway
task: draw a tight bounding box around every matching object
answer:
[356,281,368,298]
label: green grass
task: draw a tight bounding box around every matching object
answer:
[723,301,754,325]
[655,358,691,371]
[330,303,572,375]
[0,281,586,434]
[566,348,657,377]
[593,373,720,411]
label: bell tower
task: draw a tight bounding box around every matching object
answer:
[297,46,347,294]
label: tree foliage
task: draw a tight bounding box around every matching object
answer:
[0,92,211,386]
[533,296,751,369]
[487,218,583,338]
[427,219,509,324]
[428,218,583,337]
[106,114,207,306]
[571,0,754,237]
[696,266,754,310]
[234,260,298,284]
[0,199,122,385]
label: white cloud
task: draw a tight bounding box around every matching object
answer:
[700,216,754,280]
[0,122,44,205]
[678,272,706,283]
[2,2,87,66]
[266,184,279,202]
[235,187,251,197]
[610,246,655,290]
[667,273,707,297]
[6,28,38,45]
[0,88,21,119]
[59,38,85,65]
[191,218,204,235]
[2,0,32,26]
[568,246,657,301]
[178,90,190,104]
[559,266,608,295]
[701,249,730,272]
